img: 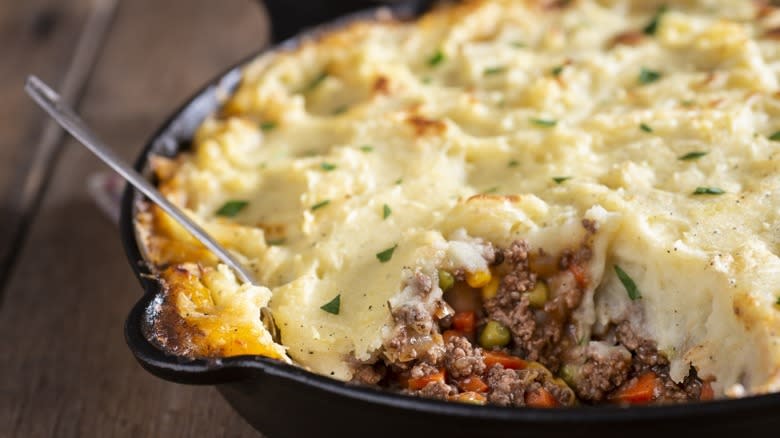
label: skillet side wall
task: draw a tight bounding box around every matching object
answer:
[217,377,780,438]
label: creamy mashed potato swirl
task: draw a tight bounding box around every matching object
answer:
[140,0,780,399]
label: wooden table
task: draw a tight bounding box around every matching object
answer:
[0,1,270,436]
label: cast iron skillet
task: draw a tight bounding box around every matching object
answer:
[121,1,780,437]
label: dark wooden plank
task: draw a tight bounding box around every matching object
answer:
[0,0,269,436]
[0,0,114,294]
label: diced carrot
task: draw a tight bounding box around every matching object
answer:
[483,351,527,370]
[407,369,446,391]
[700,381,714,401]
[451,391,487,405]
[458,376,489,393]
[452,311,476,333]
[569,264,588,288]
[609,372,658,404]
[525,387,559,408]
[442,329,463,343]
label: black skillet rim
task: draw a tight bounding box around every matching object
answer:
[120,1,780,425]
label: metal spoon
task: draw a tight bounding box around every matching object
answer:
[25,75,279,339]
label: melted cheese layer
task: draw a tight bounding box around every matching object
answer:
[142,0,780,396]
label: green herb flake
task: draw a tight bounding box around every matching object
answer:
[614,265,641,300]
[484,66,506,76]
[305,72,328,92]
[678,151,708,161]
[552,176,572,184]
[643,5,668,36]
[769,131,780,141]
[260,122,277,132]
[320,162,337,171]
[638,67,662,85]
[639,123,653,133]
[267,238,286,246]
[422,76,433,84]
[692,186,725,195]
[428,50,445,67]
[508,159,519,168]
[395,178,403,185]
[531,118,557,127]
[382,204,392,219]
[376,244,398,263]
[333,105,348,115]
[510,41,526,48]
[311,199,331,211]
[216,200,248,217]
[775,296,780,306]
[360,145,374,152]
[483,186,499,194]
[320,294,341,315]
[551,65,565,76]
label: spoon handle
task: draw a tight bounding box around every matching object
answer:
[25,75,255,285]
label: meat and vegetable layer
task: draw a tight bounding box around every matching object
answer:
[139,0,780,407]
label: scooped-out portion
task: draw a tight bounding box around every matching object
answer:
[354,216,712,406]
[138,0,780,407]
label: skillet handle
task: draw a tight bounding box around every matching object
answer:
[125,288,274,385]
[260,0,433,43]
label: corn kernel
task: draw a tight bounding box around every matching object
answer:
[466,270,491,288]
[481,276,500,300]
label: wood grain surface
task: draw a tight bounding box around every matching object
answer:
[0,0,270,436]
[0,0,110,296]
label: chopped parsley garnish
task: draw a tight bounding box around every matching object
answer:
[484,66,506,76]
[376,244,398,263]
[643,5,668,36]
[615,265,640,300]
[639,123,653,133]
[320,294,341,315]
[395,178,403,185]
[216,200,248,217]
[508,159,519,168]
[333,105,348,115]
[678,151,708,161]
[483,186,499,194]
[267,238,286,246]
[305,72,328,92]
[692,187,725,195]
[769,131,780,141]
[531,118,557,127]
[320,162,337,171]
[360,145,373,152]
[260,121,277,132]
[776,296,780,306]
[311,199,331,211]
[510,41,525,48]
[552,176,571,184]
[422,76,433,84]
[638,67,662,85]
[551,65,565,76]
[428,50,445,67]
[382,204,392,219]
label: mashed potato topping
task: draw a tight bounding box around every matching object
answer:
[139,0,780,399]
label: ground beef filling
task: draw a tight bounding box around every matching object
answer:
[353,234,712,407]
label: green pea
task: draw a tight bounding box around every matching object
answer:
[479,320,511,349]
[527,281,548,308]
[438,270,455,291]
[558,363,579,387]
